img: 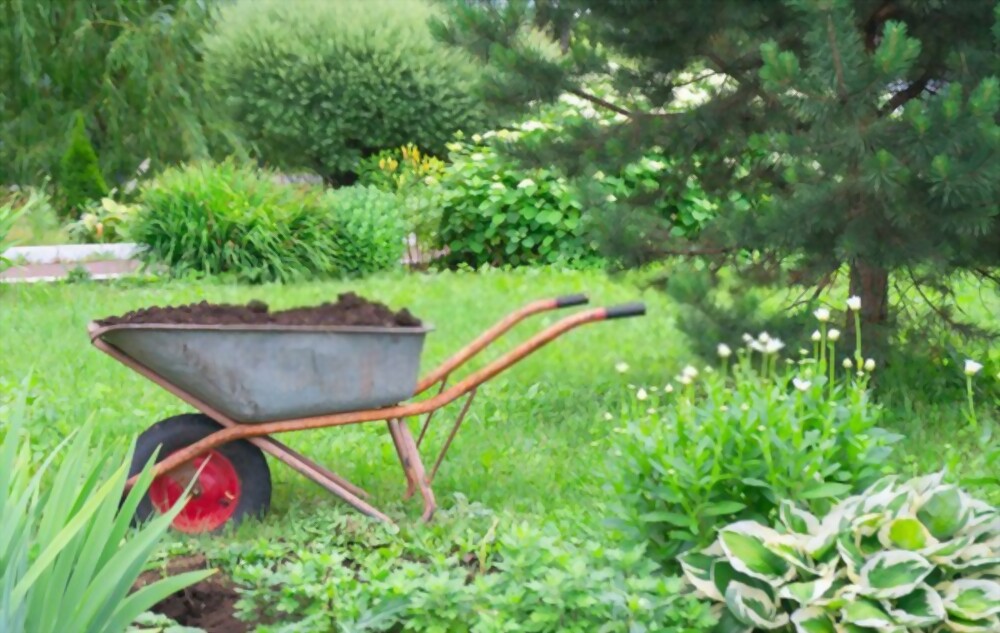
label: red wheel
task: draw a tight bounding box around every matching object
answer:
[129,414,271,533]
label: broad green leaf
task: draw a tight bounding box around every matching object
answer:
[679,549,724,601]
[799,482,852,501]
[882,583,945,627]
[841,598,896,628]
[941,579,1000,620]
[836,535,865,583]
[917,486,969,540]
[945,613,1000,633]
[859,551,934,599]
[790,607,836,633]
[724,582,788,630]
[703,501,748,517]
[719,522,793,582]
[778,573,836,605]
[920,535,974,563]
[878,517,934,551]
[780,500,819,535]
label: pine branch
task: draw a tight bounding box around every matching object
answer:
[567,88,633,117]
[879,71,932,115]
[826,16,848,99]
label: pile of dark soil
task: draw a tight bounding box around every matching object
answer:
[96,292,421,328]
[133,553,247,633]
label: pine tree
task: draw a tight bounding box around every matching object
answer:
[58,113,108,218]
[434,0,1000,345]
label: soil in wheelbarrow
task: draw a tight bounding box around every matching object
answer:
[97,292,422,328]
[133,553,248,633]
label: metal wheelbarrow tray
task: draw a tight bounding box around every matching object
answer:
[89,294,645,533]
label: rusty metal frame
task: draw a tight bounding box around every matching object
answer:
[92,294,641,525]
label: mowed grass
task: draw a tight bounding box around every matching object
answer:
[0,268,688,529]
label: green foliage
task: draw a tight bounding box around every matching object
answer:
[130,161,405,283]
[202,0,487,185]
[0,198,28,271]
[68,196,139,244]
[436,0,1000,339]
[610,320,899,564]
[1,0,228,186]
[682,472,1000,632]
[0,380,211,633]
[357,144,446,194]
[58,114,109,219]
[231,510,716,632]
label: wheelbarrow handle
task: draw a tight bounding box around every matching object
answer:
[604,302,646,319]
[555,293,589,307]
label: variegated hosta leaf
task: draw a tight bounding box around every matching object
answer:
[945,613,1000,632]
[920,535,974,564]
[907,471,946,497]
[851,512,887,539]
[837,534,865,583]
[916,485,970,541]
[840,597,896,628]
[781,499,820,535]
[858,550,934,599]
[679,548,724,601]
[940,579,1000,620]
[719,521,795,583]
[882,583,946,626]
[790,606,836,633]
[778,572,836,605]
[878,516,937,551]
[724,581,789,630]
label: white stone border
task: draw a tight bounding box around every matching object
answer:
[3,243,140,264]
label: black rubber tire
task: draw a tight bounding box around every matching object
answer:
[129,413,272,532]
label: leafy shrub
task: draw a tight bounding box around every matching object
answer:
[323,186,407,276]
[682,472,1000,632]
[232,513,716,632]
[609,312,900,564]
[202,0,486,185]
[0,381,210,633]
[435,135,599,268]
[131,161,404,283]
[58,113,108,219]
[68,196,139,244]
[357,144,446,194]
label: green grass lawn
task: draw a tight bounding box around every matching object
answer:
[0,268,691,529]
[1,267,995,539]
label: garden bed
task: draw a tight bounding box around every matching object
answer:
[133,553,246,633]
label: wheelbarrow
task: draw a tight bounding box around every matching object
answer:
[88,294,645,533]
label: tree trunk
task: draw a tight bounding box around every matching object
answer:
[847,258,890,356]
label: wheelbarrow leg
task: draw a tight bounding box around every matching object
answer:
[387,419,417,500]
[389,419,436,522]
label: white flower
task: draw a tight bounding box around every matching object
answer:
[847,296,862,311]
[470,152,486,162]
[644,159,666,171]
[843,358,853,369]
[636,388,648,401]
[814,307,830,322]
[799,349,809,356]
[603,412,613,421]
[490,182,505,191]
[964,359,983,376]
[482,130,497,139]
[682,365,699,379]
[756,425,766,433]
[472,133,483,143]
[764,338,785,354]
[717,343,732,358]
[593,170,606,181]
[517,178,536,189]
[864,358,876,372]
[740,403,750,411]
[758,332,771,343]
[606,194,617,203]
[793,377,811,392]
[647,408,657,414]
[615,362,629,373]
[677,374,693,386]
[827,328,841,342]
[664,384,675,393]
[521,120,545,132]
[742,333,754,344]
[811,330,822,342]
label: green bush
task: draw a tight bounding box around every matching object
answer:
[131,161,405,283]
[609,308,900,564]
[682,472,1000,632]
[58,113,109,219]
[0,380,210,633]
[232,513,716,632]
[202,0,486,185]
[68,196,139,244]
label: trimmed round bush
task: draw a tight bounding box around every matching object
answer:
[202,0,487,185]
[131,160,405,283]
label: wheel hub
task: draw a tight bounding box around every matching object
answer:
[149,450,241,533]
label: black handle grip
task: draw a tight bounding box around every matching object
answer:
[605,302,646,319]
[555,293,589,308]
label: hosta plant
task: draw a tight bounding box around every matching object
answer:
[681,471,1000,632]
